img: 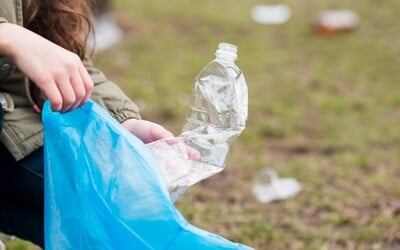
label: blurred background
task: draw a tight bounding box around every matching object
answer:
[3,0,400,249]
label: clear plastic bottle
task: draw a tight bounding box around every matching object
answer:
[148,42,248,201]
[181,42,248,168]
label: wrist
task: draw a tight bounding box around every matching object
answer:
[0,23,36,61]
[0,23,19,59]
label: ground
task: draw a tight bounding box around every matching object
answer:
[5,0,400,249]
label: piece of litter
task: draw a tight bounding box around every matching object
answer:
[251,4,291,25]
[91,13,123,52]
[252,168,301,203]
[314,10,359,35]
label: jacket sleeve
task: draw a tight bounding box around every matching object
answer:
[84,60,141,123]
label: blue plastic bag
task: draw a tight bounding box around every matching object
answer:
[42,100,253,250]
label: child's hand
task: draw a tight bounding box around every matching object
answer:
[0,23,93,112]
[122,118,201,161]
[122,118,174,144]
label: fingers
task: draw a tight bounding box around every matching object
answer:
[153,127,174,141]
[69,70,86,110]
[56,76,76,113]
[40,80,63,112]
[59,60,93,112]
[163,137,201,161]
[186,146,201,161]
[42,62,93,112]
[122,119,174,143]
[149,124,174,142]
[79,64,93,105]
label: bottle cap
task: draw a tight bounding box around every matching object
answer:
[215,42,238,61]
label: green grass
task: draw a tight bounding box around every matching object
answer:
[8,0,400,249]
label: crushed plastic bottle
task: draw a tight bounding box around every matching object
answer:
[147,42,248,201]
[252,168,301,203]
[181,42,248,167]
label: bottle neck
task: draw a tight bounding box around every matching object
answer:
[215,51,237,62]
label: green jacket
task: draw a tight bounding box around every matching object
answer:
[0,0,141,160]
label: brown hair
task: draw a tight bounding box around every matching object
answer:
[23,0,94,59]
